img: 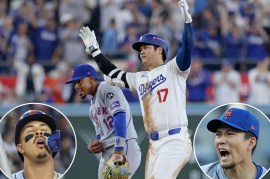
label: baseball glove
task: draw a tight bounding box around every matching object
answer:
[102,154,130,179]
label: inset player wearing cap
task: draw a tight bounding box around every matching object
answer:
[12,110,62,179]
[201,108,268,179]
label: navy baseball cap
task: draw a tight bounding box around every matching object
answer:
[65,64,99,84]
[207,108,259,139]
[15,110,58,161]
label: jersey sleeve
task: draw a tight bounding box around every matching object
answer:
[92,53,130,88]
[125,72,139,91]
[100,84,127,116]
[201,161,220,178]
[167,57,191,80]
[175,23,193,71]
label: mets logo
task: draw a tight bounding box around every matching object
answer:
[28,110,39,115]
[139,74,166,98]
[224,110,233,119]
[115,137,120,145]
[20,110,44,121]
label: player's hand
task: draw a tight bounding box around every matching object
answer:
[178,0,192,23]
[87,140,104,153]
[79,26,101,57]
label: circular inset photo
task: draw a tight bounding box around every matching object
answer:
[194,103,270,179]
[0,103,76,179]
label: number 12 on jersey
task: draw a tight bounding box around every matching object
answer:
[157,88,168,103]
[103,116,113,130]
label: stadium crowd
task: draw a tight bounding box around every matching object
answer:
[0,0,269,105]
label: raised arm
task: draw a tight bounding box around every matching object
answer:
[79,27,129,88]
[176,0,194,71]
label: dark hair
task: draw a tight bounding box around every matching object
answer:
[244,131,257,155]
[153,45,166,62]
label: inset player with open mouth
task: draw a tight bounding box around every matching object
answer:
[202,107,268,179]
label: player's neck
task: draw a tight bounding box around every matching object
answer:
[92,82,100,96]
[24,158,55,179]
[148,61,164,71]
[224,161,257,179]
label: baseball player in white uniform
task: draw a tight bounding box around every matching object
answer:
[65,64,141,178]
[79,0,193,178]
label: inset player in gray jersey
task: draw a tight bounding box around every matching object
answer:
[65,64,141,179]
[202,108,268,179]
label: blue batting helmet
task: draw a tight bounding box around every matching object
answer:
[132,33,168,60]
[15,110,58,161]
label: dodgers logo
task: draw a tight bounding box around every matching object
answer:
[139,74,166,98]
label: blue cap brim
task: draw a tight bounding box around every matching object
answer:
[65,76,85,84]
[207,119,247,133]
[65,76,100,84]
[132,42,150,52]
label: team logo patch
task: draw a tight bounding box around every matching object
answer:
[115,137,120,145]
[110,101,120,110]
[224,110,233,119]
[107,92,114,99]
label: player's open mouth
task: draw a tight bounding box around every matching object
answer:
[219,149,230,160]
[76,89,83,96]
[36,138,45,148]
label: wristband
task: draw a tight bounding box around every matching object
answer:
[114,136,125,151]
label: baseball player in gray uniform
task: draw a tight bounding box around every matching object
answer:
[65,64,141,178]
[12,110,62,179]
[78,0,193,178]
[202,108,268,179]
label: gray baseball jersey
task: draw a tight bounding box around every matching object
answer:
[12,170,62,179]
[89,81,138,150]
[201,161,268,179]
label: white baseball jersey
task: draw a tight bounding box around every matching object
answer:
[248,68,270,104]
[126,58,190,133]
[213,70,241,104]
[12,170,62,179]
